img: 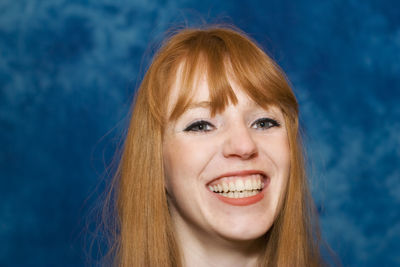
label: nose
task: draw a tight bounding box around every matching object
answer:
[222,122,258,160]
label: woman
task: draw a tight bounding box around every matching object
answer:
[105,26,327,266]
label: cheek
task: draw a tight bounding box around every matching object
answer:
[272,133,291,201]
[163,137,212,194]
[277,136,291,172]
[260,133,290,170]
[163,139,181,194]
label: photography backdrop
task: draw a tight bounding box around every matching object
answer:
[1,0,399,266]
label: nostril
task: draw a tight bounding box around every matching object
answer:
[242,150,258,160]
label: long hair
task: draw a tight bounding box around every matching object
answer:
[105,25,325,266]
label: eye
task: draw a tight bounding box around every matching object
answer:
[251,118,280,130]
[184,120,215,132]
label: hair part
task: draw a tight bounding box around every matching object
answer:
[105,25,328,266]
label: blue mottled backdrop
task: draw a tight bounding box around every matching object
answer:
[1,0,399,266]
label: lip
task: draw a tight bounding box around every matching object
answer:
[206,169,269,206]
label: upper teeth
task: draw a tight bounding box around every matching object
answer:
[208,174,264,193]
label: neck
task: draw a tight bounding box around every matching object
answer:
[172,218,265,267]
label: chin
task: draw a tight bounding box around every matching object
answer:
[213,216,274,243]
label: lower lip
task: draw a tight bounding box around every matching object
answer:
[211,178,269,206]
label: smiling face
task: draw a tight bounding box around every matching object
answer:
[162,73,291,244]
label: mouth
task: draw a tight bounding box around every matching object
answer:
[207,170,269,206]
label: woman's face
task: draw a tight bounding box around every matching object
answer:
[163,75,290,243]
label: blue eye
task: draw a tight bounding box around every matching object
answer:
[252,118,280,130]
[184,120,214,132]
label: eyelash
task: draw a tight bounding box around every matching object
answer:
[251,118,280,130]
[184,118,280,132]
[184,120,214,132]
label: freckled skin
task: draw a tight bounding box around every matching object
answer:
[163,76,290,265]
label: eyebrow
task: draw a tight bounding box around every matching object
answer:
[186,101,212,110]
[185,99,275,113]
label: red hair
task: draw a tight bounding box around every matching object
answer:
[105,26,326,266]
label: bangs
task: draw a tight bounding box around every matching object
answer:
[166,28,298,122]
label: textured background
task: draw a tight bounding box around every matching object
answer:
[1,0,399,266]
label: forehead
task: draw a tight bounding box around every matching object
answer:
[163,53,290,123]
[165,63,209,118]
[168,66,207,103]
[166,67,276,119]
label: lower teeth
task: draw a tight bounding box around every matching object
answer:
[218,190,260,198]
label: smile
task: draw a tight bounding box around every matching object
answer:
[208,174,264,198]
[207,172,269,206]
